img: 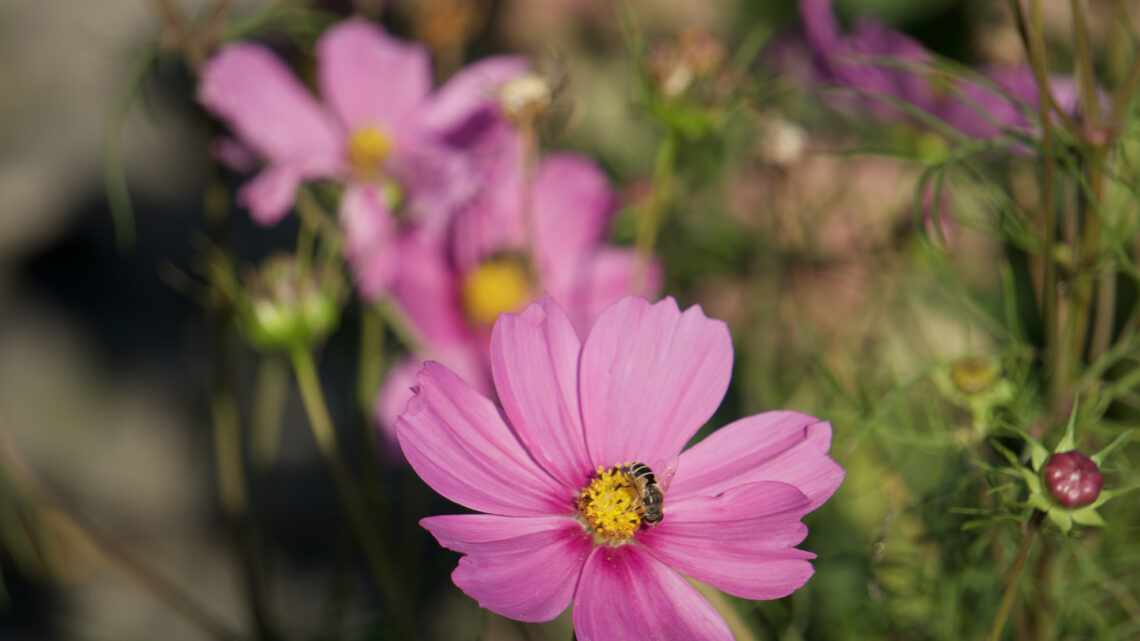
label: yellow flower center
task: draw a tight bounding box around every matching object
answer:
[348,126,392,180]
[576,464,642,544]
[461,258,531,326]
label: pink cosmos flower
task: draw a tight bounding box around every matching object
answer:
[198,18,526,297]
[374,136,660,442]
[794,0,1081,140]
[396,294,845,639]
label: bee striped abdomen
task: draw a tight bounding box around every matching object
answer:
[624,462,665,526]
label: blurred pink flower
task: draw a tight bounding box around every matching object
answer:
[396,294,845,639]
[795,0,1081,140]
[375,140,660,440]
[198,18,526,296]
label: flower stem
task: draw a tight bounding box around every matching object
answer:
[633,129,679,296]
[0,412,241,641]
[205,167,274,638]
[289,346,416,639]
[1016,0,1064,419]
[986,510,1046,641]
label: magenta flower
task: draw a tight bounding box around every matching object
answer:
[198,18,526,297]
[374,140,660,439]
[796,0,1080,140]
[396,294,845,639]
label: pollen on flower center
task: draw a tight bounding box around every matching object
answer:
[461,257,531,326]
[348,126,392,180]
[576,464,642,543]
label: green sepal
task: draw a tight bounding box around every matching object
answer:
[1053,399,1080,453]
[1091,429,1133,467]
[1047,508,1073,534]
[1025,494,1052,513]
[1069,506,1106,527]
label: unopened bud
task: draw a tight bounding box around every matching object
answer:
[1042,451,1104,508]
[241,255,342,352]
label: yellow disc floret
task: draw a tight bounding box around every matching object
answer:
[348,126,392,180]
[461,258,531,326]
[577,464,642,544]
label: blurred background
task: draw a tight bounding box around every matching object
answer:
[2,0,1138,640]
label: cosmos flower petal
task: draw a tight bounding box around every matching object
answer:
[396,362,568,516]
[198,43,342,167]
[579,296,732,473]
[492,295,592,489]
[316,17,431,135]
[545,247,662,337]
[391,229,473,350]
[421,55,530,135]
[374,356,423,455]
[639,482,817,600]
[339,184,397,301]
[532,153,615,274]
[236,164,302,226]
[670,411,845,511]
[422,514,591,622]
[573,545,732,641]
[375,342,489,450]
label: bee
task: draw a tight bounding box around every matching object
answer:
[623,462,665,527]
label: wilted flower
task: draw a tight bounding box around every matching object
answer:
[199,18,526,297]
[795,0,1081,140]
[396,294,845,639]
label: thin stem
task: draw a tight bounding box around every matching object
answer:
[205,165,273,638]
[1067,0,1114,367]
[986,510,1046,641]
[1018,0,1064,417]
[1069,0,1102,128]
[251,355,288,471]
[357,306,385,418]
[289,347,416,639]
[0,412,241,641]
[520,117,543,290]
[632,129,679,295]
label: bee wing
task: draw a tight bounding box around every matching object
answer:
[659,455,679,493]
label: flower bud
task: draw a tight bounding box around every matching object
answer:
[240,254,343,352]
[1042,451,1104,508]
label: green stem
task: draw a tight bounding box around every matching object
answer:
[251,355,288,471]
[986,510,1046,641]
[204,167,273,639]
[289,347,415,639]
[1019,0,1064,418]
[633,129,680,295]
[357,303,386,424]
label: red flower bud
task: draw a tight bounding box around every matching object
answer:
[1042,451,1104,508]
